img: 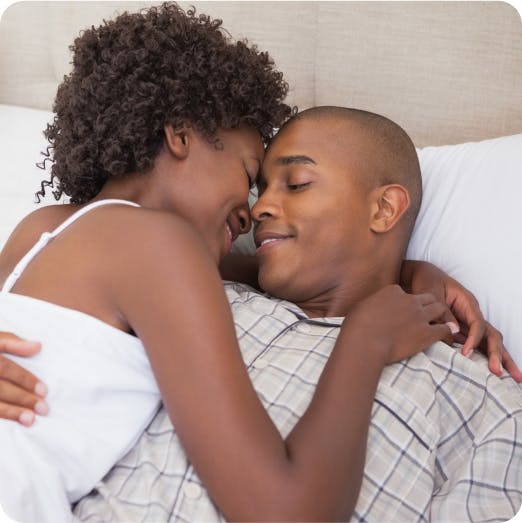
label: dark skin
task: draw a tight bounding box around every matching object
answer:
[0,118,520,519]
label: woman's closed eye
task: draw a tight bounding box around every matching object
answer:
[244,171,255,190]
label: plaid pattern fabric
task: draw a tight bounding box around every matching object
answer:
[74,282,522,522]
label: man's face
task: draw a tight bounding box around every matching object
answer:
[252,118,374,305]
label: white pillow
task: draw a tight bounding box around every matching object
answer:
[408,135,522,366]
[0,104,57,250]
[235,134,522,366]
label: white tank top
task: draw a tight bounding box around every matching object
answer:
[2,198,140,292]
[0,199,161,523]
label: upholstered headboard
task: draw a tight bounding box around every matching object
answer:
[1,1,521,147]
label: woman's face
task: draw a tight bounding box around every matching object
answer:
[174,125,264,262]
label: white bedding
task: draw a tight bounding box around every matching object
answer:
[0,292,160,522]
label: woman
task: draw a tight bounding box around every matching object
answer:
[0,3,517,522]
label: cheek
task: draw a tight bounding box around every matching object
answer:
[299,212,354,268]
[216,174,250,210]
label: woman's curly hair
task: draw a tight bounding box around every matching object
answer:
[37,2,292,203]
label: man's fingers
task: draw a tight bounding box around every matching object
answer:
[0,401,36,426]
[0,356,47,397]
[501,349,522,383]
[460,319,486,357]
[481,324,504,376]
[0,380,48,413]
[0,332,42,356]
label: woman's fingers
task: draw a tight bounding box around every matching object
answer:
[427,322,454,347]
[421,301,458,344]
[417,301,453,345]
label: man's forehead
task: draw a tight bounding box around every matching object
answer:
[265,117,360,166]
[265,120,321,162]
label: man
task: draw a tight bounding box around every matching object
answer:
[71,107,522,522]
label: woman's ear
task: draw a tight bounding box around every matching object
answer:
[369,184,410,234]
[163,123,190,160]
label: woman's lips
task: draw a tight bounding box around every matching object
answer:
[224,222,233,254]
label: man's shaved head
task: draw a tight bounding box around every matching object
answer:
[277,106,422,238]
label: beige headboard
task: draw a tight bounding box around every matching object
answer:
[0,1,521,146]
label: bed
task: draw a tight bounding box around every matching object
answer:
[0,1,521,521]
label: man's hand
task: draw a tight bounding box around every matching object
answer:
[401,260,522,382]
[0,332,48,425]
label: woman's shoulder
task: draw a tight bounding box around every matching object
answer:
[7,204,76,242]
[75,204,211,275]
[85,204,203,249]
[0,204,75,278]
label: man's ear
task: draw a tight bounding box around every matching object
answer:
[163,123,190,160]
[369,184,410,234]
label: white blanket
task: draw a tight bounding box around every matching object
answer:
[0,292,160,522]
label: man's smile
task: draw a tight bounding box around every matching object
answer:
[254,230,293,253]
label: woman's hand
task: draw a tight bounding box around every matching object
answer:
[400,260,522,382]
[345,285,454,365]
[0,332,48,425]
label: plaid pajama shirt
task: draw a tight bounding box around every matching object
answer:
[74,282,522,522]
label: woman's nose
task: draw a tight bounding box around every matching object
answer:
[236,203,251,234]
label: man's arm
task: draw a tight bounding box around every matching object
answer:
[0,332,48,425]
[400,260,522,382]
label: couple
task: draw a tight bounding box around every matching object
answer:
[0,3,521,522]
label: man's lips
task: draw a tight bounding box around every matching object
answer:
[254,231,293,252]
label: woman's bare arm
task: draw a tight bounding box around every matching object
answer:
[110,210,449,521]
[219,252,259,288]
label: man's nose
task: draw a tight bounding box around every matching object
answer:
[251,190,281,223]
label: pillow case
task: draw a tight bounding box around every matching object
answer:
[0,104,55,250]
[408,135,522,366]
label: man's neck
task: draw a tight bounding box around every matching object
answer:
[294,266,401,319]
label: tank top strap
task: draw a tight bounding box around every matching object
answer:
[1,199,140,293]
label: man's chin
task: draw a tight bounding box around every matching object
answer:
[258,268,293,300]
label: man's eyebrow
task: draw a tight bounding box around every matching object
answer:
[276,155,316,166]
[257,155,316,184]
